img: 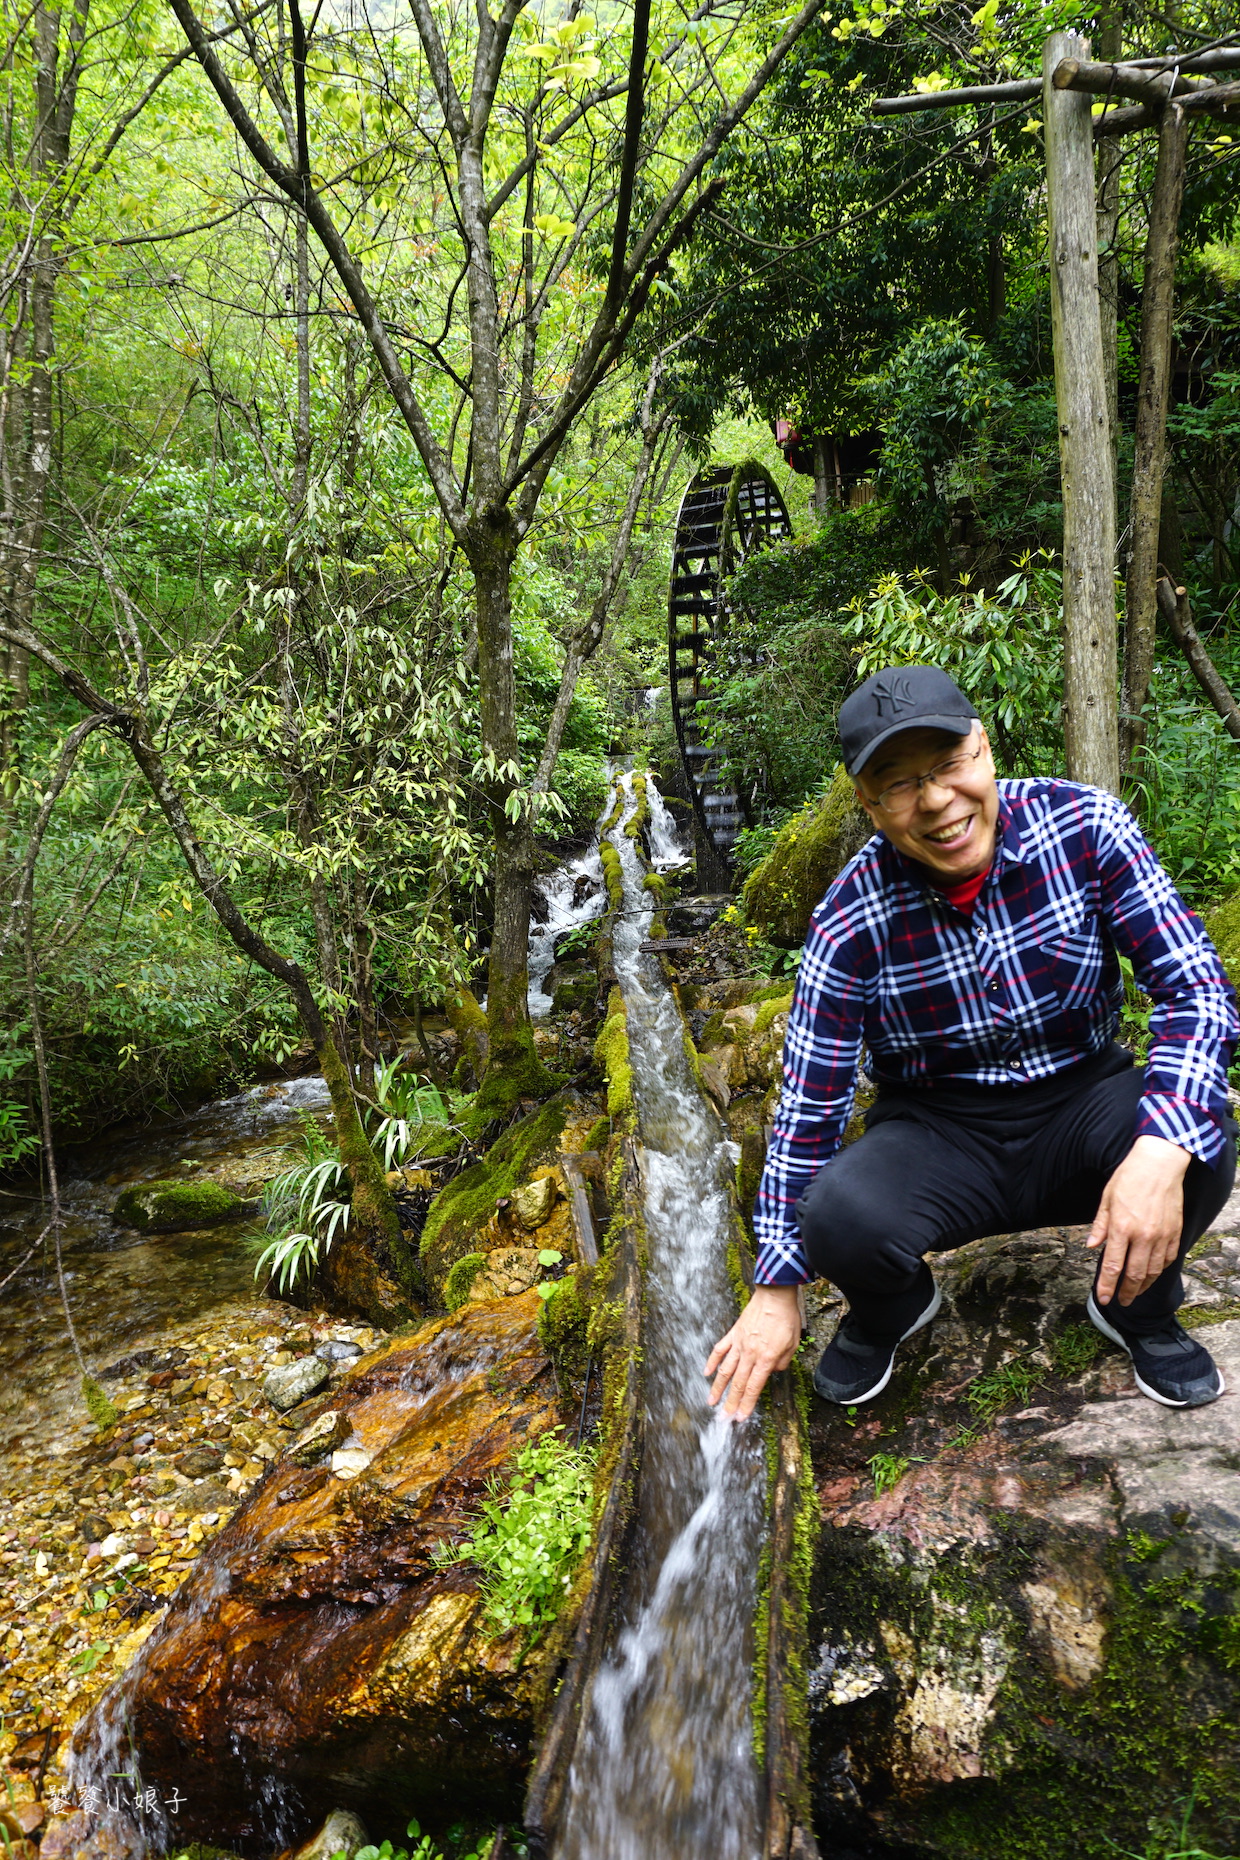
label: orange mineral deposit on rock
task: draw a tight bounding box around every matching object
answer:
[63,1292,561,1850]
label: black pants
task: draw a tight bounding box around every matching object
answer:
[796,1047,1236,1340]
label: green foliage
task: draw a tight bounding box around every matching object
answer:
[866,319,1006,543]
[1050,1324,1102,1379]
[254,1115,351,1293]
[366,1059,468,1171]
[434,1428,596,1641]
[868,1450,910,1497]
[326,1815,502,1860]
[965,1356,1043,1425]
[844,556,1065,776]
[1110,1794,1240,1860]
[703,505,904,817]
[1127,671,1240,904]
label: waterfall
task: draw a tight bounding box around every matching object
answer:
[527,787,612,1019]
[555,771,766,1860]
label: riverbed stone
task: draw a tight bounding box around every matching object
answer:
[286,1409,350,1466]
[61,1293,560,1849]
[111,1177,250,1233]
[804,1225,1240,1860]
[262,1356,331,1411]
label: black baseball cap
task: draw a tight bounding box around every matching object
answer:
[838,665,979,778]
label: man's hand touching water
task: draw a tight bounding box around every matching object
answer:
[705,1285,802,1419]
[1088,1134,1190,1305]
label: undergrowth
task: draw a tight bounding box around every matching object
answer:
[433,1428,596,1641]
[324,1817,527,1860]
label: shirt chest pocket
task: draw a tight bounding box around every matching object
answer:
[1017,898,1104,1013]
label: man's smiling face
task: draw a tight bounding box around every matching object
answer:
[854,723,1000,881]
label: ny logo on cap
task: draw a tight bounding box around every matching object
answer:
[872,673,914,717]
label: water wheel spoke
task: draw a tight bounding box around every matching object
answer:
[668,461,791,861]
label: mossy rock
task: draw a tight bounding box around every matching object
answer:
[1205,887,1240,996]
[593,989,633,1123]
[538,1270,590,1378]
[419,1092,573,1298]
[112,1177,251,1233]
[444,1251,487,1312]
[742,765,870,946]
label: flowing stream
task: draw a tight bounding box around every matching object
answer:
[555,771,767,1860]
[0,1076,331,1475]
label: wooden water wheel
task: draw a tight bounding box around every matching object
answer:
[667,460,793,864]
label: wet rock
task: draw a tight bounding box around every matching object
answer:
[315,1340,363,1365]
[112,1178,251,1233]
[66,1294,559,1847]
[481,1246,542,1297]
[263,1356,331,1411]
[330,1446,372,1479]
[511,1175,557,1231]
[807,1226,1240,1857]
[291,1809,369,1860]
[175,1446,224,1477]
[287,1410,351,1466]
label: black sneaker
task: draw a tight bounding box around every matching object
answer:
[1087,1292,1224,1408]
[813,1279,942,1406]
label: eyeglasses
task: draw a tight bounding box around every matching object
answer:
[869,741,985,815]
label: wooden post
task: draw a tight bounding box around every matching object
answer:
[1044,30,1120,792]
[1121,102,1189,772]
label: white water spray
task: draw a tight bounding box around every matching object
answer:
[555,772,765,1860]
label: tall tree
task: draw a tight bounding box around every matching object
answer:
[160,0,827,1100]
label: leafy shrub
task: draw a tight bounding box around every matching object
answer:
[434,1427,596,1641]
[844,555,1065,778]
[254,1115,351,1293]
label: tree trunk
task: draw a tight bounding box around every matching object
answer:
[1044,29,1120,792]
[1120,102,1189,774]
[467,518,553,1114]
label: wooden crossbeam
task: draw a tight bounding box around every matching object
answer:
[872,43,1240,125]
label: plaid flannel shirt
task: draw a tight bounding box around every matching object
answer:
[753,778,1240,1287]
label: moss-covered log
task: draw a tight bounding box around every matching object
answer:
[742,766,870,946]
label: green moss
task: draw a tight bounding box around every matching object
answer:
[753,989,794,1037]
[83,1375,119,1432]
[112,1177,247,1233]
[468,1034,559,1131]
[582,1115,611,1154]
[552,971,596,1013]
[537,1271,591,1378]
[815,1521,1240,1860]
[599,841,625,912]
[444,1251,487,1311]
[594,989,634,1123]
[419,1094,572,1295]
[624,773,651,839]
[642,870,669,900]
[742,765,870,945]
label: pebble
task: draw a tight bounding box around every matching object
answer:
[0,1294,382,1819]
[263,1356,332,1411]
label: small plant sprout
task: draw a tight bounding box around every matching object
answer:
[537,1247,564,1300]
[434,1427,596,1642]
[868,1450,921,1497]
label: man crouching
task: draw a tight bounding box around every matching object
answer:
[706,664,1239,1419]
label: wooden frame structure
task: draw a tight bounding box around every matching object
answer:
[667,461,793,874]
[871,35,1240,790]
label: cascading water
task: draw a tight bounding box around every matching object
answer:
[555,771,767,1860]
[528,768,687,1019]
